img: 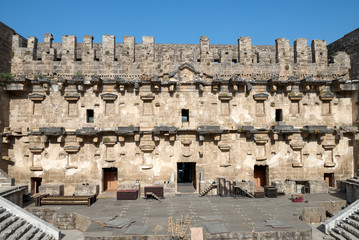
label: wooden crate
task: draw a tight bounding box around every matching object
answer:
[264,186,278,198]
[144,186,164,198]
[117,190,138,200]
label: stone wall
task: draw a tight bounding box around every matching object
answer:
[0,22,26,172]
[2,71,357,194]
[328,28,359,80]
[1,23,358,195]
[26,207,91,231]
[0,22,17,73]
[10,34,350,81]
[0,22,14,172]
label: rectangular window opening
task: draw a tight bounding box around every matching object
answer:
[232,59,237,63]
[182,109,189,122]
[214,59,221,63]
[275,109,283,122]
[87,109,94,123]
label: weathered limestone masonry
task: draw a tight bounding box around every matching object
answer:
[0,22,25,172]
[328,28,359,80]
[1,22,359,195]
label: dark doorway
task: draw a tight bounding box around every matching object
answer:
[181,109,189,122]
[103,167,118,191]
[177,162,196,192]
[324,173,335,187]
[254,165,267,187]
[87,109,94,123]
[275,109,283,122]
[31,177,42,194]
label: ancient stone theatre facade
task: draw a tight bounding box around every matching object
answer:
[1,21,358,195]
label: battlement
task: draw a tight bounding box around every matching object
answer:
[10,34,351,81]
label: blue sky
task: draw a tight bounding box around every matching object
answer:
[1,0,358,45]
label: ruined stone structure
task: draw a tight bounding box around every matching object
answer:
[1,21,358,195]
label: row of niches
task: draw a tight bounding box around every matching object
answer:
[4,75,357,95]
[8,71,350,82]
[2,125,355,145]
[7,132,345,170]
[24,145,342,171]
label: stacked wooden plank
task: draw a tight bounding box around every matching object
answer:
[117,190,138,200]
[35,195,96,206]
[144,186,164,198]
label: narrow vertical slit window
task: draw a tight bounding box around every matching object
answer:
[87,109,94,123]
[182,109,189,122]
[275,109,283,122]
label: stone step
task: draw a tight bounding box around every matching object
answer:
[21,227,39,240]
[0,209,5,215]
[0,216,19,232]
[42,234,54,240]
[351,213,359,221]
[345,218,359,233]
[340,222,359,238]
[32,230,46,240]
[0,219,26,239]
[0,211,11,223]
[334,225,357,240]
[7,222,32,240]
[330,229,347,240]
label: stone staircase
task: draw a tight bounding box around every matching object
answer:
[199,183,217,197]
[0,196,60,240]
[324,199,359,240]
[0,168,14,187]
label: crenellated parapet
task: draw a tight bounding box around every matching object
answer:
[10,34,351,81]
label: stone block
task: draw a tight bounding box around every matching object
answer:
[300,206,325,223]
[74,184,99,196]
[39,184,64,196]
[308,180,329,193]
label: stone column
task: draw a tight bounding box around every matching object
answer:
[42,34,56,62]
[275,38,290,64]
[139,134,155,169]
[200,36,211,63]
[218,142,231,167]
[62,35,77,62]
[322,134,336,168]
[142,36,154,62]
[102,35,115,62]
[294,38,308,65]
[254,133,269,161]
[238,37,252,64]
[311,40,328,65]
[123,36,135,62]
[64,134,80,169]
[29,134,44,171]
[289,133,305,167]
[82,35,95,61]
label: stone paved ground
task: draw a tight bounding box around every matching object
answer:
[42,192,346,239]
